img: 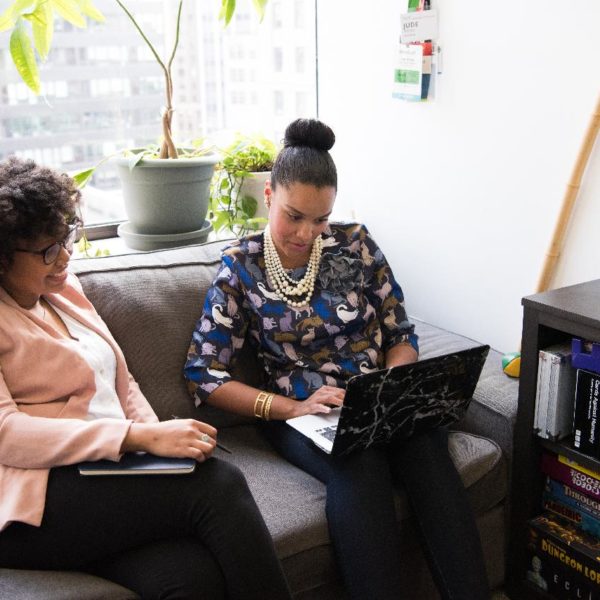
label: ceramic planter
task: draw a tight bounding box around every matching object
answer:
[238,170,270,226]
[115,152,219,235]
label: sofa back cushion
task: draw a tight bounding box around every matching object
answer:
[71,241,261,428]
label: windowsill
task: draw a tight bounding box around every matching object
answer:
[74,230,227,259]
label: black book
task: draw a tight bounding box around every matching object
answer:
[78,452,196,476]
[573,369,600,458]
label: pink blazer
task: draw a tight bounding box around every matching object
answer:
[0,274,158,531]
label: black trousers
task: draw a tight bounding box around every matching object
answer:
[0,458,291,600]
[261,422,490,600]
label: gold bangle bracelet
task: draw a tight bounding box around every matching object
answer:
[254,391,270,419]
[263,393,274,421]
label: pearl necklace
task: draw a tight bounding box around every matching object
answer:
[263,225,323,307]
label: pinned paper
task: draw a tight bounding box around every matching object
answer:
[392,43,423,102]
[399,9,438,44]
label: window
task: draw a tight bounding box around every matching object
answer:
[0,0,318,232]
[294,0,305,28]
[272,1,283,28]
[274,90,284,115]
[295,47,305,73]
[273,48,284,72]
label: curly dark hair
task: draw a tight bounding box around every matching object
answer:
[271,118,337,191]
[0,156,81,268]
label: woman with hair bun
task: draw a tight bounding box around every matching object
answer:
[0,156,291,600]
[186,118,490,599]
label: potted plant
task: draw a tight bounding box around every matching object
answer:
[1,0,269,248]
[210,134,278,237]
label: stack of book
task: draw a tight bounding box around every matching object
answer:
[528,340,600,597]
[533,342,576,441]
[533,339,600,458]
[528,452,600,598]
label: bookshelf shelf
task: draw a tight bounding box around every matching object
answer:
[506,279,600,600]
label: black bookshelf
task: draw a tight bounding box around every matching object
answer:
[506,279,600,599]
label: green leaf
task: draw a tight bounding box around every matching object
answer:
[10,18,40,94]
[77,236,92,253]
[50,0,86,28]
[25,0,53,60]
[241,195,257,216]
[251,0,267,22]
[72,167,95,189]
[128,151,146,170]
[212,211,230,233]
[0,0,36,31]
[79,0,105,22]
[219,0,235,25]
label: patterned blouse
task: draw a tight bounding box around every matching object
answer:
[185,223,419,404]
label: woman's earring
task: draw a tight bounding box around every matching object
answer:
[265,198,271,209]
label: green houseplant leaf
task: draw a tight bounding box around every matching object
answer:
[25,0,53,60]
[209,133,277,236]
[219,0,236,26]
[50,0,87,28]
[0,0,34,31]
[10,17,40,94]
[251,0,267,22]
[79,0,105,22]
[2,0,104,94]
[72,167,96,189]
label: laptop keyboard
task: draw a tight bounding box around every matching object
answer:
[316,425,338,442]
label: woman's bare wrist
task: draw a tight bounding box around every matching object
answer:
[271,395,300,420]
[122,422,154,453]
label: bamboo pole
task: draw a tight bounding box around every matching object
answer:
[536,94,600,293]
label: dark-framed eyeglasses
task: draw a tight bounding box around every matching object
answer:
[14,221,83,265]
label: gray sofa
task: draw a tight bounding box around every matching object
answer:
[0,239,519,599]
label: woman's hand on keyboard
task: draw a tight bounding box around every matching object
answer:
[291,386,345,418]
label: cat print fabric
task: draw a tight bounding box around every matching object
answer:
[185,223,418,404]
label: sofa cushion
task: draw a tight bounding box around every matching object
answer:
[0,569,139,600]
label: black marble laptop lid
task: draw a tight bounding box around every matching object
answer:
[331,345,490,456]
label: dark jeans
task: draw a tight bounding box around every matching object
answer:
[261,422,490,600]
[0,458,291,600]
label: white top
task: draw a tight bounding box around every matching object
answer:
[51,304,126,421]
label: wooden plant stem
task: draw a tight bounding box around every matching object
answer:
[160,108,177,159]
[536,94,600,293]
[116,0,182,159]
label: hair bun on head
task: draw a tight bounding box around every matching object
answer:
[284,118,335,152]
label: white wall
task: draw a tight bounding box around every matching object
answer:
[316,1,600,353]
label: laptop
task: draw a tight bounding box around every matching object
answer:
[286,345,490,456]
